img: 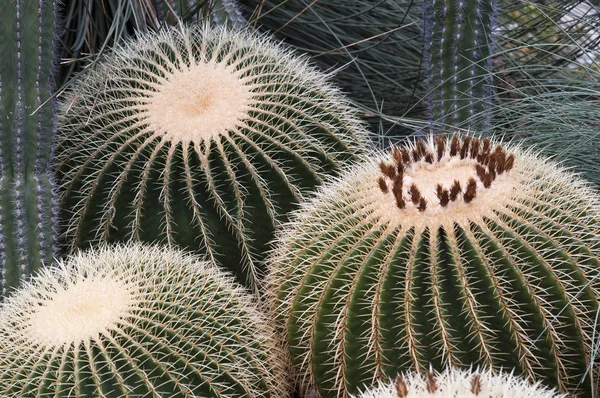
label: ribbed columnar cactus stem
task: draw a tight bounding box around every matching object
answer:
[0,0,59,298]
[268,134,600,397]
[0,244,290,397]
[423,0,497,131]
[57,24,368,293]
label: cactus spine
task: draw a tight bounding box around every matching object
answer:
[268,134,600,397]
[352,367,564,398]
[0,243,289,397]
[423,0,497,131]
[0,0,59,298]
[57,24,368,293]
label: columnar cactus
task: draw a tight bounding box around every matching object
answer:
[56,24,368,292]
[0,243,289,397]
[0,0,59,298]
[352,368,563,398]
[268,134,600,397]
[423,0,497,131]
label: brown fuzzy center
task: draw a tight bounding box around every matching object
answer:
[377,135,515,213]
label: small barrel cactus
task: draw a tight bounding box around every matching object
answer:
[268,134,600,397]
[0,243,289,397]
[352,367,563,398]
[56,24,368,292]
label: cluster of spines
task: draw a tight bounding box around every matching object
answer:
[422,0,497,130]
[377,135,515,211]
[0,0,59,298]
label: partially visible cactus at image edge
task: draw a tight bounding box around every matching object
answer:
[352,367,564,397]
[423,0,497,131]
[0,243,290,397]
[268,134,600,397]
[56,24,369,293]
[0,0,59,298]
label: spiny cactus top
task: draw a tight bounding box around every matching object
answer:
[268,134,600,397]
[0,243,289,397]
[56,24,368,292]
[352,367,563,398]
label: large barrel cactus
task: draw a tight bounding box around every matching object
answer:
[0,243,289,397]
[268,134,600,397]
[56,24,368,292]
[352,367,562,398]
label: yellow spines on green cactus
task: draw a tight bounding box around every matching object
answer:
[267,134,600,397]
[0,243,290,397]
[352,367,564,398]
[56,24,368,293]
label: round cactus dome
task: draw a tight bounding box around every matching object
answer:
[0,244,289,397]
[352,367,563,398]
[268,134,600,397]
[56,24,368,292]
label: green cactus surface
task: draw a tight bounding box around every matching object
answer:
[56,24,368,292]
[268,134,600,397]
[0,243,289,397]
[0,0,59,298]
[352,367,563,398]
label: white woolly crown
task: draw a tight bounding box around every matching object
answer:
[352,368,564,398]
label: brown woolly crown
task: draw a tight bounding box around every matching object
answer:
[377,135,515,213]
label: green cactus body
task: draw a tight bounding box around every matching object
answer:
[268,134,600,397]
[0,243,289,397]
[56,24,368,292]
[352,367,563,398]
[0,0,59,298]
[423,0,497,130]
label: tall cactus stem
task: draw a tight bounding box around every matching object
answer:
[423,0,497,131]
[0,0,59,297]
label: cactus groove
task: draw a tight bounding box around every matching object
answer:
[0,0,59,298]
[0,243,290,397]
[56,24,368,292]
[268,134,600,397]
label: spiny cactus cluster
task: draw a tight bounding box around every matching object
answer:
[268,134,600,397]
[352,368,563,398]
[56,24,368,292]
[0,0,59,298]
[0,243,289,397]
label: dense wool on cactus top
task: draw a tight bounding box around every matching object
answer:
[56,24,368,292]
[352,367,563,398]
[0,244,289,397]
[268,134,600,397]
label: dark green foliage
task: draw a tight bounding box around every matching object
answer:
[57,0,246,87]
